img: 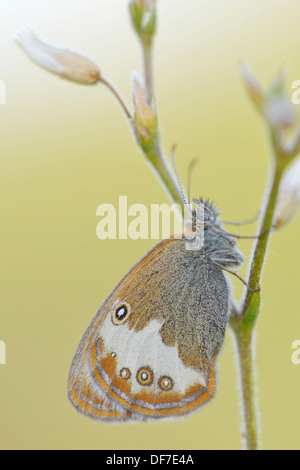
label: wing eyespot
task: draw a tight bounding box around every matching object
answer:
[120,368,131,380]
[158,376,173,391]
[136,367,154,386]
[112,302,131,325]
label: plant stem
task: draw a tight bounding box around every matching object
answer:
[241,160,285,321]
[233,324,258,450]
[99,76,132,120]
[146,144,184,209]
[230,154,289,450]
[142,40,154,101]
[100,47,184,210]
[140,38,184,211]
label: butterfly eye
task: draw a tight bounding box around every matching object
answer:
[120,368,131,380]
[159,376,173,391]
[112,303,131,325]
[136,367,153,386]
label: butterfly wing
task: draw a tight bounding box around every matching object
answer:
[68,318,132,421]
[69,373,132,421]
[68,238,230,420]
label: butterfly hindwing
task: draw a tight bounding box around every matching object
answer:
[68,237,230,420]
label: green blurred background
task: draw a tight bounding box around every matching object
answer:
[1,0,300,450]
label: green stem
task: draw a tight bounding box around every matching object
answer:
[99,77,132,120]
[140,37,184,211]
[232,324,258,450]
[142,40,154,102]
[145,144,184,210]
[240,160,285,321]
[100,72,183,209]
[231,153,290,450]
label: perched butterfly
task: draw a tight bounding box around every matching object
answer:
[68,197,246,421]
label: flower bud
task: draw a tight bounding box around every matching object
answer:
[239,62,265,111]
[274,158,300,229]
[284,125,300,158]
[129,0,144,34]
[264,95,296,129]
[15,28,101,85]
[264,67,296,129]
[132,71,157,150]
[129,0,156,42]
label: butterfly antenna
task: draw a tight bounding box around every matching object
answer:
[222,211,260,226]
[187,158,198,204]
[171,144,188,206]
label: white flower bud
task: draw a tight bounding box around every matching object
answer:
[239,62,265,110]
[132,72,154,127]
[264,95,296,129]
[15,28,101,85]
[264,66,296,130]
[131,71,156,149]
[274,158,300,228]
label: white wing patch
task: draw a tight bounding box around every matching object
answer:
[100,313,206,395]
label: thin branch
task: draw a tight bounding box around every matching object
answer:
[229,162,283,451]
[233,325,259,450]
[240,161,285,320]
[145,144,185,210]
[231,143,293,450]
[139,33,185,211]
[142,40,154,101]
[99,76,133,120]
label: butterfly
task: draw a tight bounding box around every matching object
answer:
[67,197,245,421]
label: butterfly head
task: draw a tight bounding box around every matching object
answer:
[191,198,220,230]
[186,197,244,267]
